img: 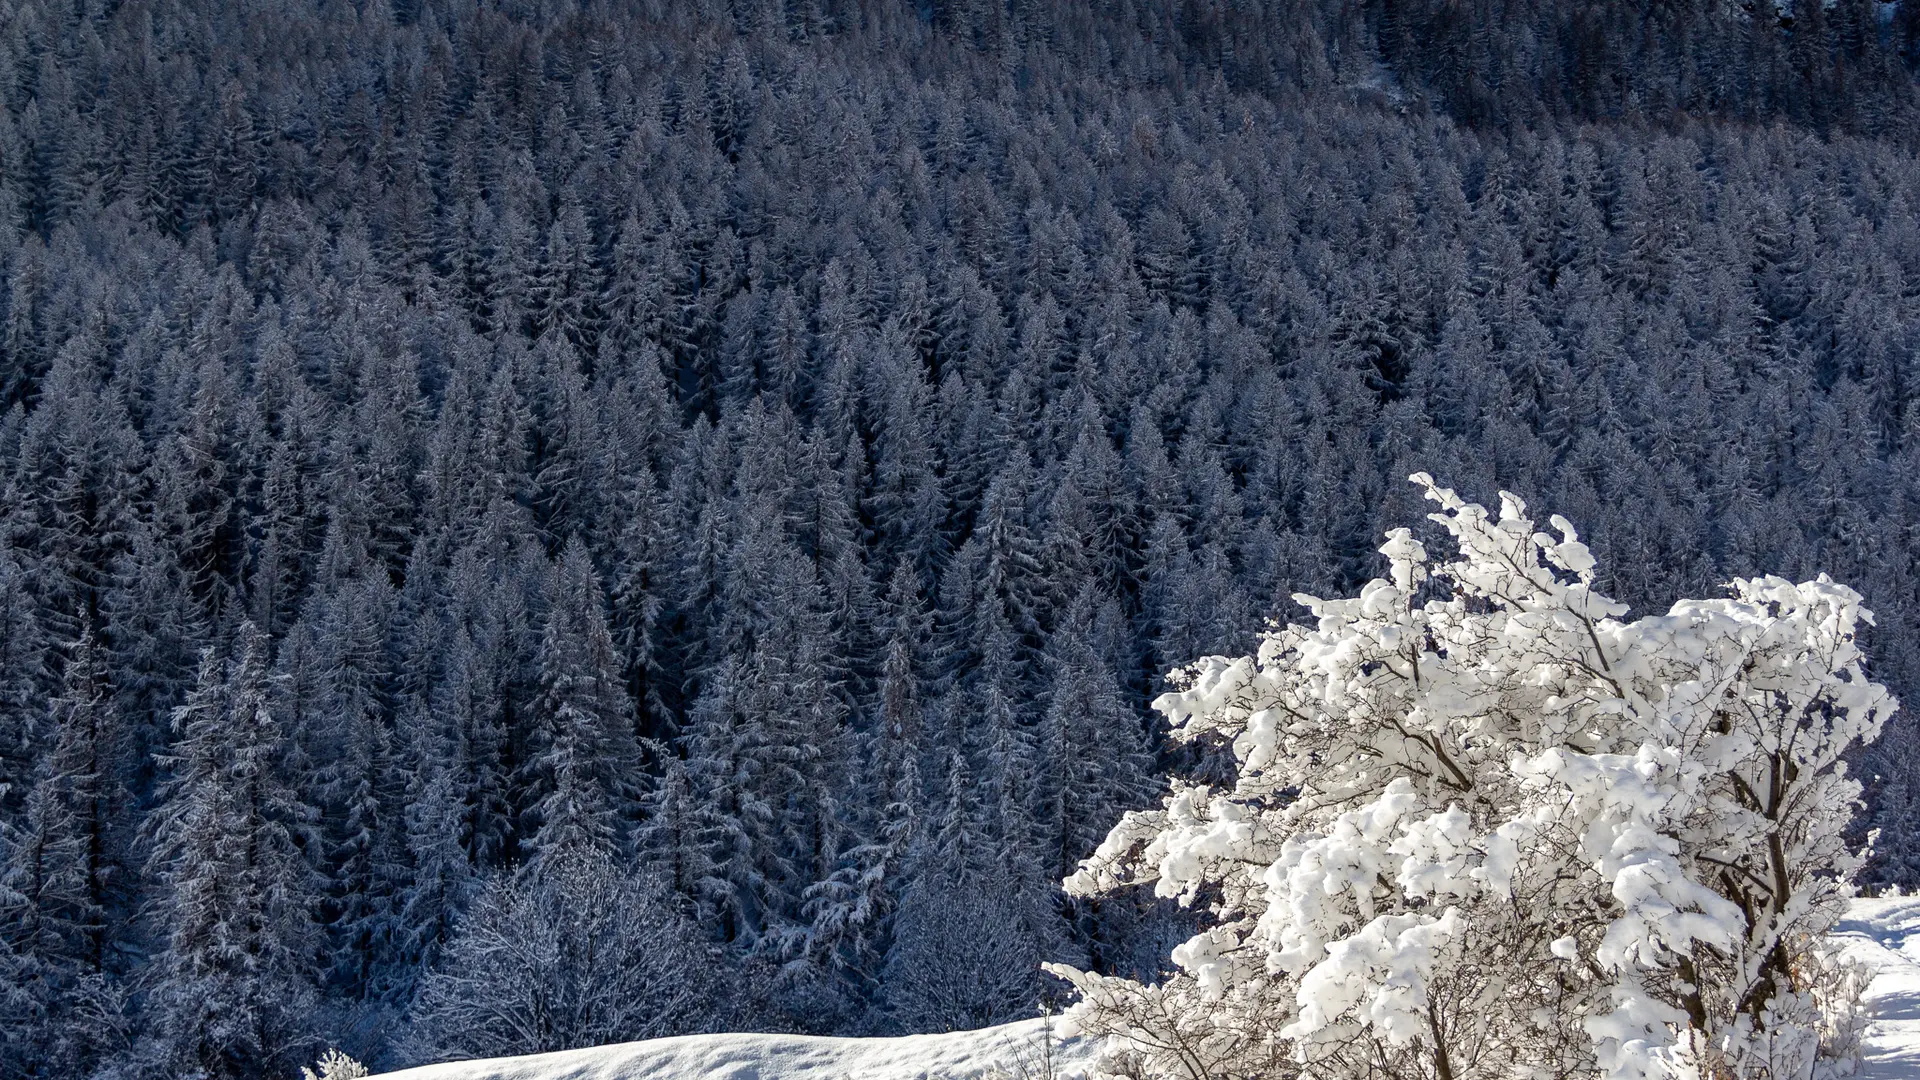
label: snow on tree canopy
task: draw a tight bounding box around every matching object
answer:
[1048,473,1897,1080]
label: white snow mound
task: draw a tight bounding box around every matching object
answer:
[370,1017,1092,1080]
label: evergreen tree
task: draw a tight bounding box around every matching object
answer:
[881,749,1043,1032]
[0,748,89,1078]
[392,689,475,995]
[802,563,928,998]
[522,538,641,868]
[301,576,407,1001]
[0,544,49,812]
[142,623,318,1080]
[37,624,125,971]
[1037,586,1148,885]
[432,624,512,873]
[105,520,206,807]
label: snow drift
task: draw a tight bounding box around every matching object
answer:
[369,1016,1092,1080]
[1835,893,1920,1079]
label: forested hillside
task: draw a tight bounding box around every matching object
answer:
[7,1,1920,1076]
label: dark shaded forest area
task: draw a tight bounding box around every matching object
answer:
[7,0,1920,1076]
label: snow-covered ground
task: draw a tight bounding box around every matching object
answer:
[1836,893,1920,1078]
[372,896,1920,1080]
[370,1016,1093,1080]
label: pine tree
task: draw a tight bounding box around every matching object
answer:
[142,623,318,1080]
[392,688,475,994]
[433,624,512,872]
[802,563,927,997]
[0,756,89,1078]
[522,538,641,868]
[608,461,672,735]
[0,543,49,815]
[37,624,125,971]
[304,578,407,1001]
[1037,586,1148,884]
[0,625,134,1076]
[881,749,1044,1032]
[748,543,855,956]
[5,340,138,643]
[866,352,947,576]
[636,746,722,920]
[679,657,779,944]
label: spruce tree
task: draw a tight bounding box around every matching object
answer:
[523,538,641,868]
[143,623,318,1080]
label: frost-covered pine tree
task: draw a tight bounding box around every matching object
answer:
[1,624,118,977]
[1050,475,1894,1080]
[0,622,130,1077]
[142,622,318,1079]
[801,562,927,998]
[522,538,641,868]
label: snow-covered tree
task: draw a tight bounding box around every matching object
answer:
[0,621,130,1078]
[1,623,121,979]
[301,577,406,999]
[1051,474,1894,1080]
[1038,585,1150,884]
[404,846,713,1060]
[299,1047,367,1080]
[881,857,1047,1035]
[801,563,927,998]
[142,622,319,1079]
[521,538,639,867]
[883,748,1048,1033]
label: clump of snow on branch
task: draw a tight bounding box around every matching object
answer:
[1048,473,1896,1080]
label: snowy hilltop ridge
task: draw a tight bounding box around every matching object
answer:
[368,1017,1093,1080]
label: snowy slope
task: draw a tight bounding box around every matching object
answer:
[1835,894,1920,1078]
[372,901,1920,1080]
[370,1017,1094,1080]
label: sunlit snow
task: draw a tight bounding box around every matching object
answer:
[1838,893,1920,1079]
[370,1016,1093,1080]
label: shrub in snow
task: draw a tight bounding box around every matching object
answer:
[299,1048,367,1080]
[1048,475,1895,1080]
[404,845,716,1060]
[883,861,1046,1033]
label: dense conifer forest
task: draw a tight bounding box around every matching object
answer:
[8,0,1920,1075]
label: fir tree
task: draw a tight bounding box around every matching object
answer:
[142,623,318,1080]
[522,538,640,868]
